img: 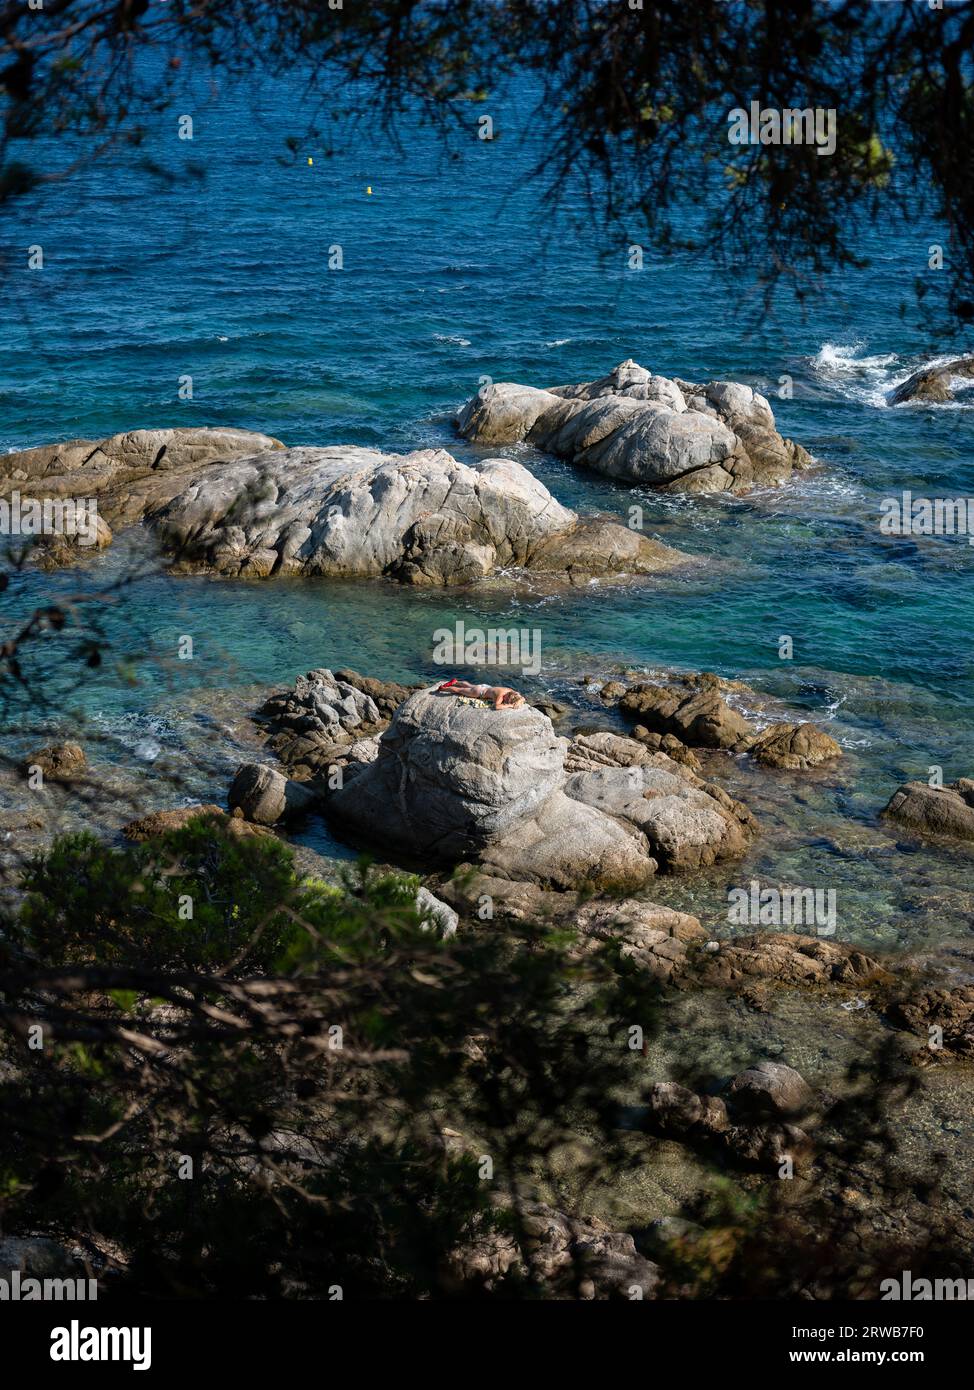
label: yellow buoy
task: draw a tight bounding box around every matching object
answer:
[308,157,313,165]
[366,185,372,195]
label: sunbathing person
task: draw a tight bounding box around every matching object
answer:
[436,677,526,709]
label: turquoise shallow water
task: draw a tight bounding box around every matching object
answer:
[2,76,974,958]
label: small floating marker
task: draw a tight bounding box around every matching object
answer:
[366,185,372,195]
[308,157,313,165]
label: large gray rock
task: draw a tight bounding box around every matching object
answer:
[147,445,689,584]
[888,356,974,406]
[329,687,754,890]
[725,1061,814,1119]
[456,359,813,494]
[619,674,755,751]
[882,779,974,842]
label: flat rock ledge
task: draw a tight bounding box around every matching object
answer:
[456,359,814,495]
[882,779,974,842]
[327,691,756,891]
[147,445,690,585]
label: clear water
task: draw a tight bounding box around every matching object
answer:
[3,77,973,964]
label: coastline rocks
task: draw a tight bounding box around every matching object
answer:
[122,804,273,842]
[328,688,755,890]
[891,986,974,1061]
[692,933,890,991]
[228,764,318,825]
[20,742,86,782]
[257,669,388,778]
[882,780,974,842]
[888,356,974,406]
[574,899,705,980]
[749,721,842,770]
[456,359,813,494]
[0,428,285,536]
[147,445,690,584]
[442,1204,659,1299]
[725,1061,814,1119]
[416,886,459,939]
[619,676,755,751]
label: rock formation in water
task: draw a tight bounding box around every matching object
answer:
[327,687,756,890]
[456,359,814,494]
[887,355,974,405]
[147,445,691,584]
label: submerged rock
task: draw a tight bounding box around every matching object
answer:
[725,1061,814,1119]
[456,359,813,494]
[147,445,690,584]
[20,742,87,782]
[888,356,974,406]
[891,986,974,1060]
[882,780,974,842]
[693,933,890,991]
[749,721,842,770]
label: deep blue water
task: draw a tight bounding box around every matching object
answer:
[2,74,974,952]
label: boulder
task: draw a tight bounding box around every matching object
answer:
[888,356,974,406]
[619,677,755,751]
[20,742,86,782]
[258,669,387,777]
[228,764,318,825]
[441,1204,659,1299]
[333,668,421,718]
[891,986,974,1060]
[456,359,813,494]
[122,804,273,842]
[415,885,459,939]
[147,445,689,584]
[646,1082,730,1138]
[725,1061,814,1119]
[749,721,842,770]
[573,899,705,981]
[882,780,974,842]
[564,763,755,871]
[693,933,890,991]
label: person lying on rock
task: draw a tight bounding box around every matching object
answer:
[436,678,526,710]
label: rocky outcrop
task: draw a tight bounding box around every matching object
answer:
[147,445,690,584]
[456,359,813,494]
[888,356,974,406]
[328,688,756,891]
[883,779,974,842]
[692,933,890,992]
[256,669,390,781]
[122,804,273,842]
[619,675,755,751]
[573,899,706,980]
[749,721,842,770]
[20,742,87,782]
[891,986,974,1061]
[228,764,318,825]
[0,428,285,539]
[441,1204,659,1299]
[646,1062,815,1172]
